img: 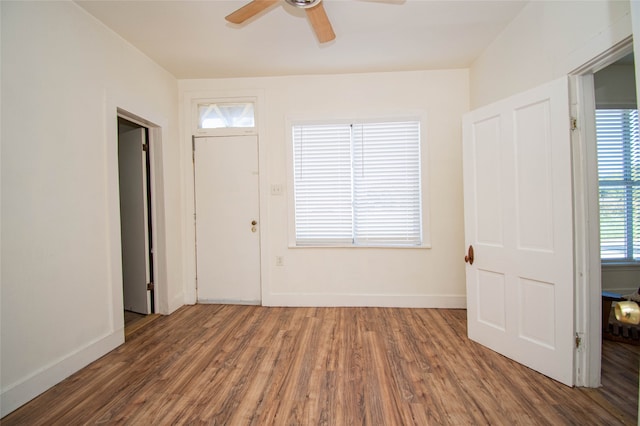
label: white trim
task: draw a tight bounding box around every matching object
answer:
[569,36,633,76]
[571,73,602,388]
[569,38,634,388]
[0,330,123,417]
[117,110,163,315]
[146,126,171,313]
[263,293,466,308]
[197,299,262,305]
[286,244,432,249]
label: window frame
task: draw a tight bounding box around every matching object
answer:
[286,114,431,249]
[192,97,258,136]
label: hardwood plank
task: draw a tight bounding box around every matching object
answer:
[125,312,160,339]
[2,305,637,425]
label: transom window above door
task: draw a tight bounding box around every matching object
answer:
[194,100,256,135]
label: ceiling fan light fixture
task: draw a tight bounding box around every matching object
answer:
[284,0,322,9]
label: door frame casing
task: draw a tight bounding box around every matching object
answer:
[181,90,267,305]
[114,107,166,316]
[569,36,634,388]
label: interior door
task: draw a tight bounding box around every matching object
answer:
[194,135,261,303]
[118,127,150,314]
[462,77,574,386]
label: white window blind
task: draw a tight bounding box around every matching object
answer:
[293,124,353,245]
[595,109,640,262]
[292,121,422,247]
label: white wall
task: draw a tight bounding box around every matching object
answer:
[1,1,183,416]
[601,265,639,294]
[180,69,469,308]
[470,0,632,108]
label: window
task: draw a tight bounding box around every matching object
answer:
[197,102,255,130]
[596,109,640,262]
[292,120,423,247]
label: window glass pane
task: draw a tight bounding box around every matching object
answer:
[198,102,255,129]
[596,109,640,261]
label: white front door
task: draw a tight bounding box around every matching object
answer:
[194,135,261,304]
[462,77,574,386]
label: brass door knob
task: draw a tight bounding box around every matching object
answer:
[464,245,474,265]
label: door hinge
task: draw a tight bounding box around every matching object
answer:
[570,117,578,131]
[147,282,154,291]
[575,332,582,349]
[143,143,149,151]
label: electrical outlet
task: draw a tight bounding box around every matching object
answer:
[275,256,284,266]
[271,184,283,196]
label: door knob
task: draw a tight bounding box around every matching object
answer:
[251,220,257,226]
[464,245,474,265]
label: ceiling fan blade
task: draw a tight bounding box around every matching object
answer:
[225,0,279,24]
[305,2,335,43]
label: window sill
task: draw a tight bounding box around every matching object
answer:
[288,244,432,249]
[601,262,640,269]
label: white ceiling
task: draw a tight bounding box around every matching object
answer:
[75,0,528,79]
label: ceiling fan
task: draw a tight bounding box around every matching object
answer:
[225,0,336,44]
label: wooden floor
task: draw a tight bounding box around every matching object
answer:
[123,310,161,340]
[124,310,146,327]
[3,305,639,425]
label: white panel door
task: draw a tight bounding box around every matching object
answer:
[118,128,150,314]
[194,135,261,303]
[463,77,574,386]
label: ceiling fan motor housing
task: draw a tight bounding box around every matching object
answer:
[285,0,322,9]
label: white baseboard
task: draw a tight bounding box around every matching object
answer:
[197,299,261,305]
[263,293,466,308]
[0,329,124,417]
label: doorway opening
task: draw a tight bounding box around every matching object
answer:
[118,116,155,326]
[592,53,640,415]
[593,52,639,321]
[571,37,637,389]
